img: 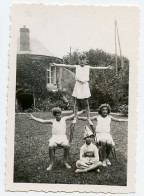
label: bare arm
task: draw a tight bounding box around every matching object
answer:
[80,147,85,160]
[65,110,84,121]
[30,114,53,124]
[77,116,87,121]
[94,146,99,162]
[77,116,97,121]
[51,63,76,69]
[90,65,112,70]
[111,116,128,122]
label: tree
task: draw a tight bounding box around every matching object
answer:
[63,49,129,111]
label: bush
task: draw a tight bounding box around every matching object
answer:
[35,98,71,112]
[118,104,128,116]
[63,49,129,111]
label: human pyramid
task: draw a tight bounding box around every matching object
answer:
[31,54,127,173]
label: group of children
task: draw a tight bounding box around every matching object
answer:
[31,53,128,172]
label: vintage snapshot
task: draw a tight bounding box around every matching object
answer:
[6,4,139,193]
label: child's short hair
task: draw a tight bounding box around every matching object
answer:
[98,104,111,115]
[52,107,62,116]
[78,53,87,60]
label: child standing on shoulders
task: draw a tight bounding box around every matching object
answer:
[30,107,83,171]
[78,104,128,167]
[75,126,102,173]
[51,54,112,124]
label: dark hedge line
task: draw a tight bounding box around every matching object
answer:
[16,49,129,116]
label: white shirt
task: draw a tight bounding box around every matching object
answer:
[52,118,66,135]
[75,65,89,82]
[80,143,99,160]
[96,115,111,133]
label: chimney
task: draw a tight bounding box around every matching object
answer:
[20,25,30,51]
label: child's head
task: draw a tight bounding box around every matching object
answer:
[85,135,94,145]
[78,54,88,67]
[52,107,62,121]
[98,104,111,117]
[83,126,94,145]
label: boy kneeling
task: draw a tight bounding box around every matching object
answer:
[31,107,83,171]
[75,126,102,173]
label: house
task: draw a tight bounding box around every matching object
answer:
[16,26,75,112]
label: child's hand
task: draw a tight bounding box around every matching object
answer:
[30,114,33,120]
[88,119,93,126]
[78,80,84,84]
[82,109,85,113]
[108,65,113,70]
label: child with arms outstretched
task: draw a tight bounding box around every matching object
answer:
[78,104,128,167]
[30,107,83,171]
[75,126,102,173]
[51,54,112,124]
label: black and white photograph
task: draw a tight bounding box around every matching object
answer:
[6,4,139,193]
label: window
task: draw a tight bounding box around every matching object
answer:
[47,64,56,84]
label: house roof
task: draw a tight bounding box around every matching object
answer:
[17,37,55,57]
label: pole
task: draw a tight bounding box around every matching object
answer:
[69,46,71,65]
[115,20,118,73]
[116,21,124,69]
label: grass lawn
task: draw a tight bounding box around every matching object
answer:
[14,112,128,185]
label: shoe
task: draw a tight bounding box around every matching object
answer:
[106,159,111,166]
[46,164,53,171]
[64,163,71,169]
[102,160,107,167]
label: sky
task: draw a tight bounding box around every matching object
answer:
[11,4,139,64]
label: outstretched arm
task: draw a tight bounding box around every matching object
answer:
[30,114,53,124]
[51,63,76,69]
[77,116,87,121]
[111,116,128,122]
[90,65,112,70]
[65,110,84,121]
[77,116,97,121]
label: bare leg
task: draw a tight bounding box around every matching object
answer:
[86,161,103,172]
[70,123,75,143]
[47,146,55,170]
[75,160,89,173]
[101,140,107,166]
[63,145,71,169]
[73,98,78,123]
[76,161,102,173]
[84,99,90,120]
[76,160,90,169]
[106,141,112,165]
[106,142,112,159]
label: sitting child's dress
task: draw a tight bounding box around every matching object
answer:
[96,115,115,146]
[76,142,99,169]
[72,65,91,99]
[49,117,69,147]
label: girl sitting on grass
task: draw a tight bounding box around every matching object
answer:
[51,54,112,124]
[78,104,128,167]
[30,107,83,171]
[75,126,102,173]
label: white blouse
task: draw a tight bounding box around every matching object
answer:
[52,118,66,135]
[75,65,90,82]
[96,115,111,133]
